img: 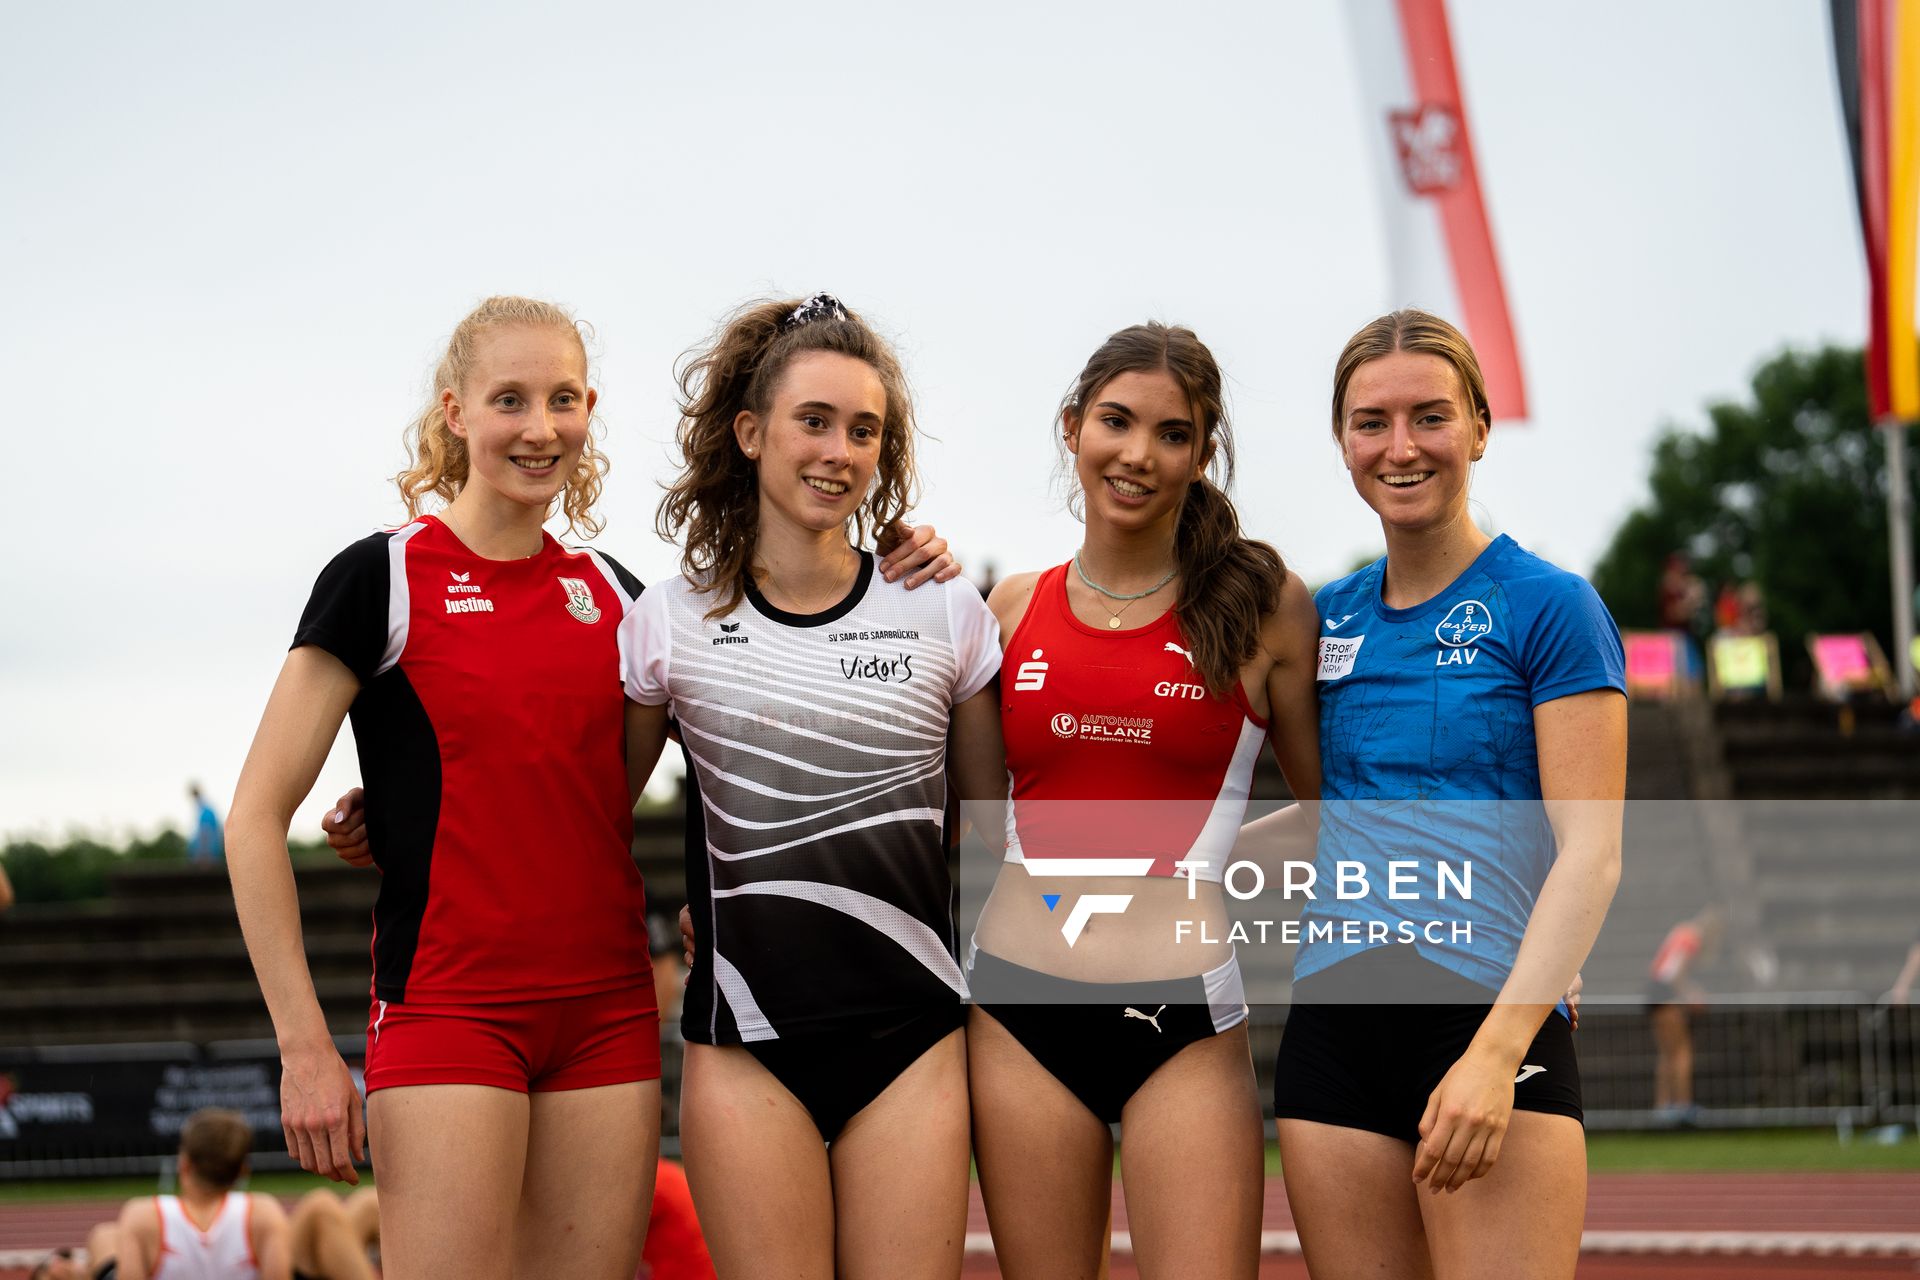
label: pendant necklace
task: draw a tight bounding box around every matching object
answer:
[1072,551,1177,629]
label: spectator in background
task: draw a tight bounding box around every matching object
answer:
[0,859,13,914]
[187,784,225,864]
[1648,906,1724,1127]
[1713,581,1742,634]
[1658,552,1707,677]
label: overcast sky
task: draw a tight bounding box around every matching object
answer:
[0,1,1869,838]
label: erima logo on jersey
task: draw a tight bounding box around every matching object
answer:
[447,571,483,595]
[445,597,495,614]
[712,622,748,646]
[1014,649,1048,691]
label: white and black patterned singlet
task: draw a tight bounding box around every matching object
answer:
[623,552,1001,1043]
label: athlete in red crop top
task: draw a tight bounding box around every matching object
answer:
[1000,561,1267,880]
[967,324,1320,1280]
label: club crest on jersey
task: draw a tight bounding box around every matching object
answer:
[557,577,602,625]
[1435,600,1493,647]
[1435,599,1493,668]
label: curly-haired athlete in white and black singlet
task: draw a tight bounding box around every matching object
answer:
[628,295,1006,1280]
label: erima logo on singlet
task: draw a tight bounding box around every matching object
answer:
[447,571,483,595]
[712,622,748,646]
[1014,648,1048,691]
[445,597,495,614]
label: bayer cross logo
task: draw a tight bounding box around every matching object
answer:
[1435,600,1494,647]
[1050,713,1078,738]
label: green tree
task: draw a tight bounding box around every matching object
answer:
[1591,346,1917,684]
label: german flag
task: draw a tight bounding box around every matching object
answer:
[1834,0,1920,421]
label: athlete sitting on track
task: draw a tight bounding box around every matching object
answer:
[966,322,1320,1280]
[1269,309,1625,1280]
[32,1108,293,1280]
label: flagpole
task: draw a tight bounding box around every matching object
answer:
[1888,418,1917,699]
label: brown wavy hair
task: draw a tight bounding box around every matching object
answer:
[1060,322,1284,695]
[1330,308,1490,442]
[396,296,609,538]
[658,297,918,618]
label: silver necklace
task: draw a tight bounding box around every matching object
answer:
[1072,552,1178,629]
[759,548,858,614]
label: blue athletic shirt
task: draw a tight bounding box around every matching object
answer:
[1296,534,1625,993]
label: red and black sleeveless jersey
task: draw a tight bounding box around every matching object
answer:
[293,515,649,1004]
[1000,563,1267,881]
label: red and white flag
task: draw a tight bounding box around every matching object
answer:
[1347,0,1529,422]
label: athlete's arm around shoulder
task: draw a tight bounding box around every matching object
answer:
[985,570,1044,648]
[249,1192,294,1280]
[227,644,366,1184]
[1257,569,1322,802]
[111,1197,159,1280]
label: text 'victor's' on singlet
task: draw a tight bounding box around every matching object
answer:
[622,552,1003,1044]
[293,515,651,1005]
[999,563,1268,881]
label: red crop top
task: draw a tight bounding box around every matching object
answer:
[999,563,1268,881]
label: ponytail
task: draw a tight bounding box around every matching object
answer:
[1174,477,1283,695]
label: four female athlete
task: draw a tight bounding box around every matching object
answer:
[260,300,1624,1279]
[1271,309,1625,1280]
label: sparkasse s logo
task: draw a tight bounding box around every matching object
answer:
[1014,648,1049,692]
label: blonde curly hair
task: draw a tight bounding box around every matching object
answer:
[396,296,609,537]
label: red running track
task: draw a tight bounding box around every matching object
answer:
[5,1173,1919,1279]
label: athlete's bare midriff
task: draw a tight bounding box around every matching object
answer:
[974,862,1234,981]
